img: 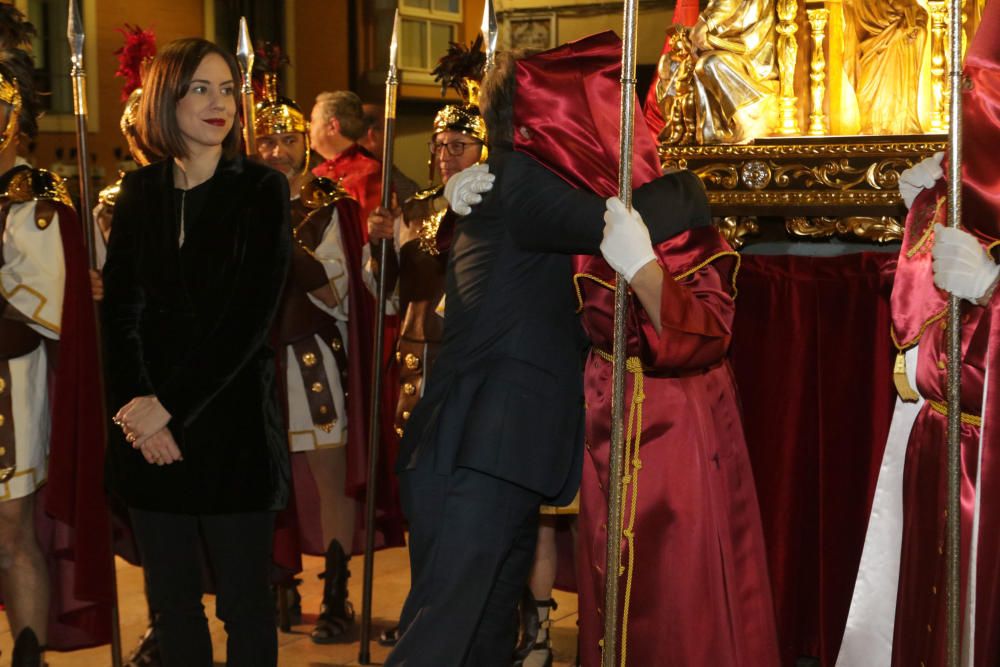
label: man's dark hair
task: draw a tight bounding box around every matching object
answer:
[479,50,527,147]
[139,38,242,160]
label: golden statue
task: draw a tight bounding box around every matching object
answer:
[656,28,698,146]
[844,0,928,134]
[658,0,779,144]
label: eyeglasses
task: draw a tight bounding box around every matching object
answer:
[428,139,482,157]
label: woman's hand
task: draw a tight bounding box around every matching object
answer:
[136,428,183,466]
[114,395,172,446]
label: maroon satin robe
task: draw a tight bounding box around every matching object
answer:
[575,227,780,667]
[890,183,990,667]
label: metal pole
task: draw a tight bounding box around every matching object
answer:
[602,1,640,665]
[67,4,123,666]
[359,11,400,664]
[945,0,963,663]
[236,17,256,157]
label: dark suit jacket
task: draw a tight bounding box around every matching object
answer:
[103,156,292,514]
[398,147,709,506]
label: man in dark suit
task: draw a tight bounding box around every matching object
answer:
[384,50,711,666]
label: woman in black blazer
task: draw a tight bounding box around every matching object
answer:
[102,38,291,667]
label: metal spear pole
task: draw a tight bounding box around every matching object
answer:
[945,0,964,663]
[358,11,400,664]
[602,0,640,665]
[67,3,124,666]
[236,17,256,157]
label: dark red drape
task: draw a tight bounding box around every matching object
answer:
[730,252,898,666]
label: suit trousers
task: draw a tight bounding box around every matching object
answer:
[385,455,542,666]
[130,508,277,667]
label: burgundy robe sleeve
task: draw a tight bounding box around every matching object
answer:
[632,261,735,371]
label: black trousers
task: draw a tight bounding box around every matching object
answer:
[130,508,276,667]
[385,458,542,667]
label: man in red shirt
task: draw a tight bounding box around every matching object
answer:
[310,91,382,238]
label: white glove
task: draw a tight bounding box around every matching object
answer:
[443,163,495,216]
[899,152,944,209]
[932,223,1000,303]
[601,197,657,282]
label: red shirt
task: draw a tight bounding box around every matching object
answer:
[313,143,382,241]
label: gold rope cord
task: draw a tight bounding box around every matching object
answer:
[595,348,645,667]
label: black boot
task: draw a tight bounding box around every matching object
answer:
[124,625,161,667]
[11,627,42,667]
[310,539,355,644]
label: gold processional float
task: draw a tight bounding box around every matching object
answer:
[654,0,987,247]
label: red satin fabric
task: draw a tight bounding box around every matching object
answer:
[513,31,662,193]
[730,253,897,666]
[890,306,986,666]
[576,228,780,667]
[891,182,948,349]
[974,302,1000,665]
[40,202,115,648]
[957,0,1000,243]
[312,144,382,240]
[886,5,1000,663]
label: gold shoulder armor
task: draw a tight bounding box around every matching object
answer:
[410,184,443,202]
[300,176,353,210]
[4,168,73,209]
[98,176,124,209]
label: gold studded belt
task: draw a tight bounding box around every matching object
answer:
[0,361,16,483]
[290,323,348,434]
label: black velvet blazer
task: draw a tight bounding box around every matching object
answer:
[102,156,292,514]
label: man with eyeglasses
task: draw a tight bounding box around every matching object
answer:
[367,95,485,466]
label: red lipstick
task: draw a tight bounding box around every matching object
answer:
[204,118,226,127]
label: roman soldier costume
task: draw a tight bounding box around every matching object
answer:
[255,72,404,643]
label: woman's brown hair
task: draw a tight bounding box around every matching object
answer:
[138,38,242,160]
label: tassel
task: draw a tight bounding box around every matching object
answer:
[893,351,920,402]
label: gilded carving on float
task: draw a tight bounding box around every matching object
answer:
[806,7,829,136]
[786,215,904,243]
[656,0,779,145]
[776,0,801,135]
[845,0,928,135]
[714,216,762,249]
[928,1,949,132]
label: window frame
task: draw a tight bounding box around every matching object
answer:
[397,0,463,85]
[16,0,100,133]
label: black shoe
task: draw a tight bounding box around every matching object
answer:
[124,625,160,667]
[377,626,399,647]
[11,627,42,667]
[310,539,355,644]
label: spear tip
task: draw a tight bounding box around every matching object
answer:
[481,0,497,68]
[236,16,253,72]
[389,9,400,70]
[66,0,85,62]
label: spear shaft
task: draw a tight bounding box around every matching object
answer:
[602,0,640,664]
[944,0,963,663]
[359,10,400,664]
[67,3,123,666]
